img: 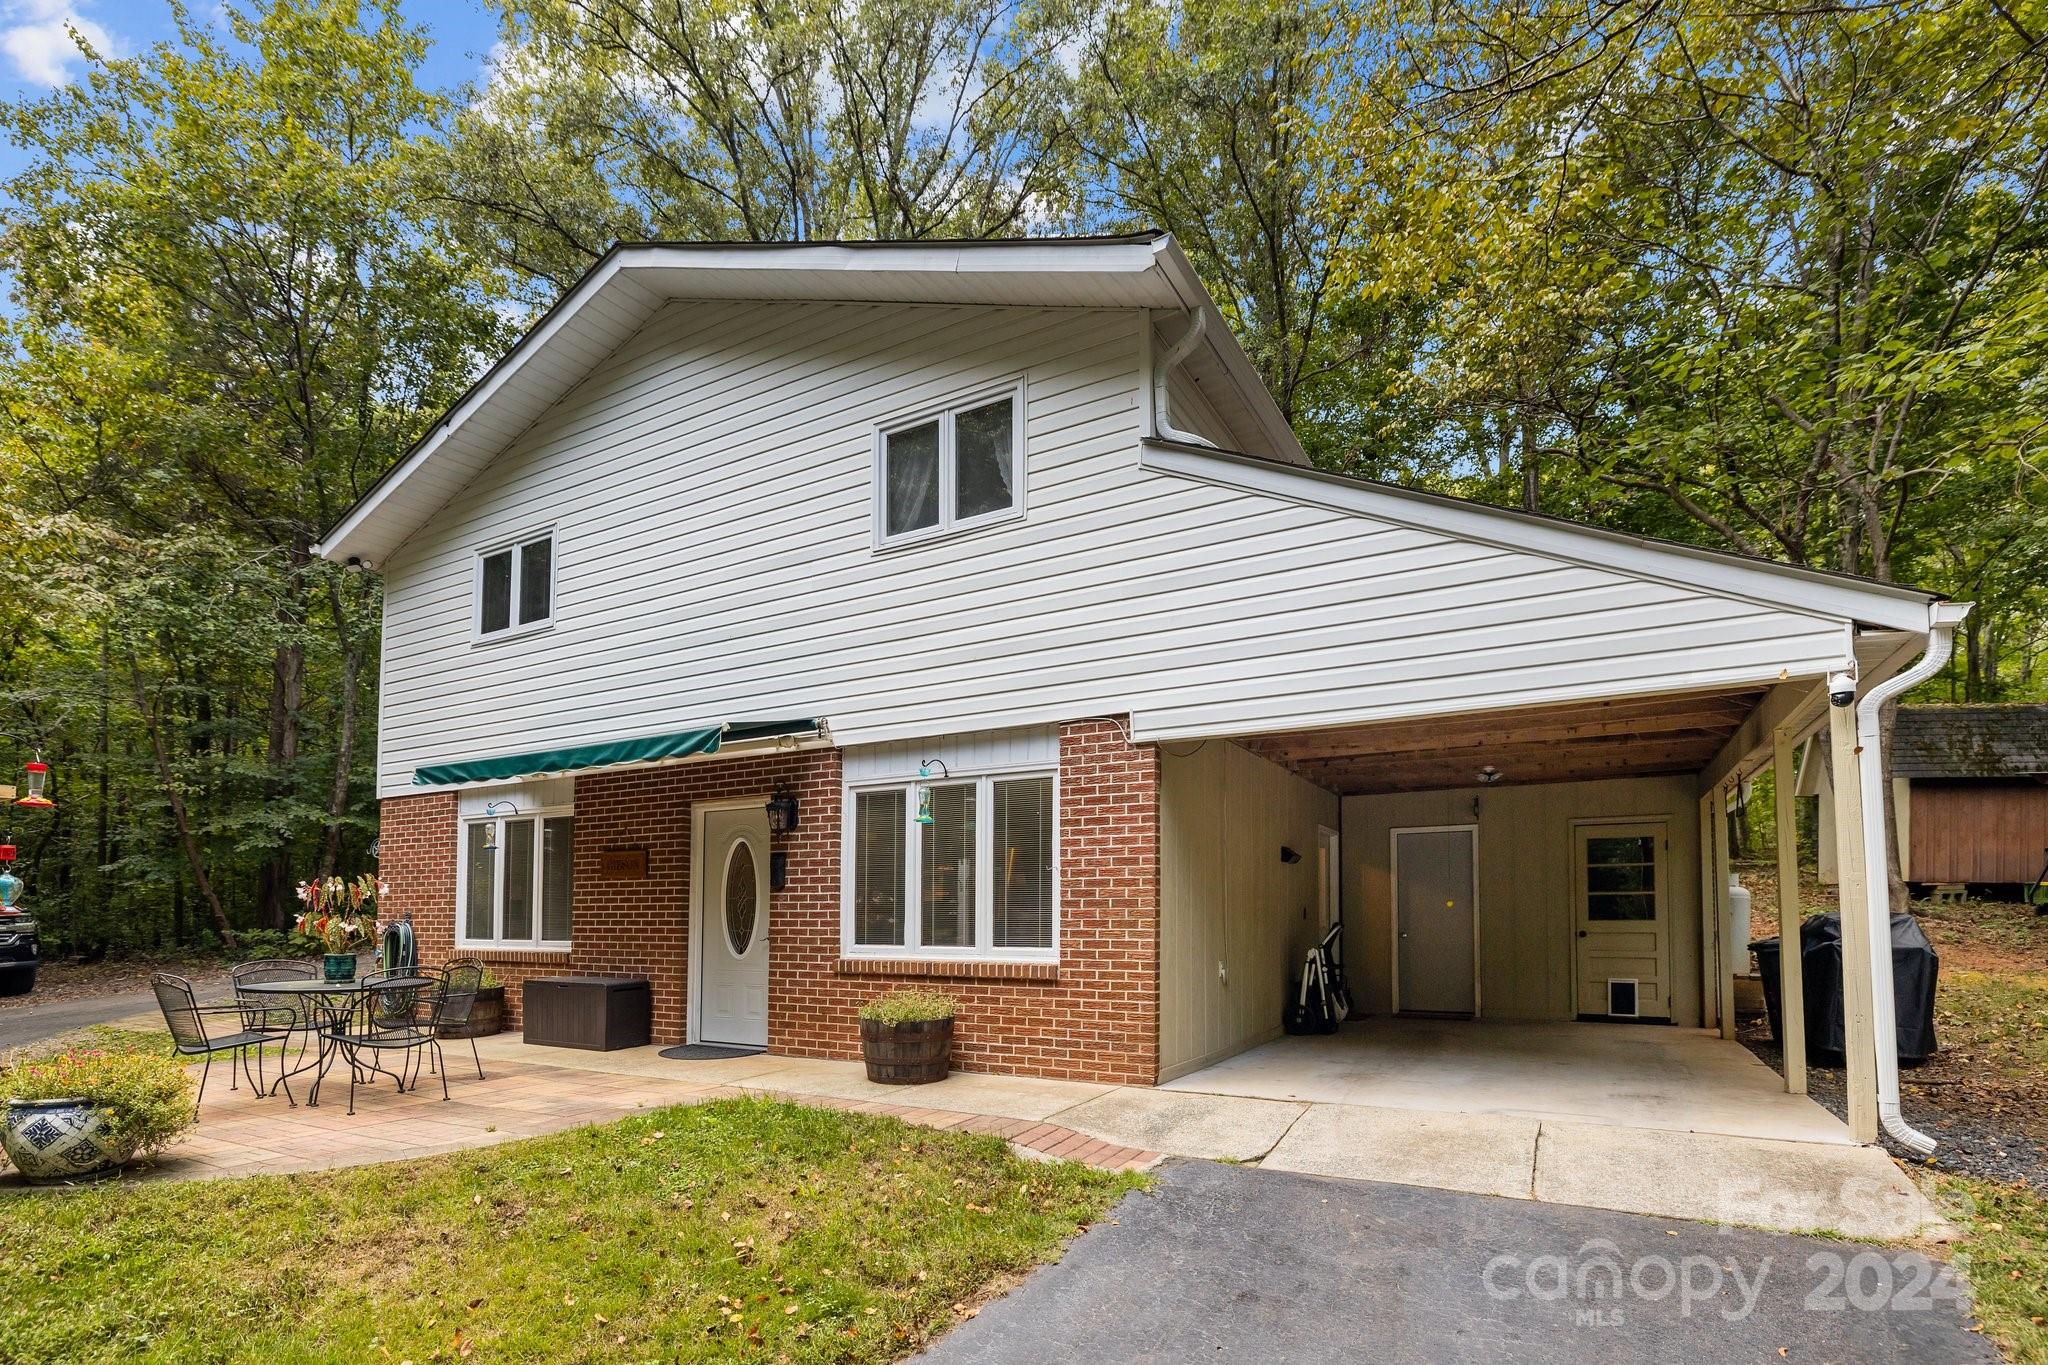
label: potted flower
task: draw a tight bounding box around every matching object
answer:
[0,1049,195,1184]
[858,990,956,1084]
[294,873,382,982]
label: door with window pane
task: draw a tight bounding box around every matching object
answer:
[1573,821,1671,1021]
[698,804,770,1047]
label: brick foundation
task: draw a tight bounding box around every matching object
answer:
[376,718,1162,1084]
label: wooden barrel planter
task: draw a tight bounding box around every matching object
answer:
[439,983,506,1039]
[860,1016,953,1084]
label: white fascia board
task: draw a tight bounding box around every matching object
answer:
[633,239,1167,280]
[1149,239,1308,464]
[1141,440,1940,633]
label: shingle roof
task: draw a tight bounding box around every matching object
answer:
[1893,705,2048,778]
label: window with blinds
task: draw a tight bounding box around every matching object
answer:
[459,808,574,949]
[847,768,1055,959]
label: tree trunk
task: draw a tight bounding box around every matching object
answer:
[1519,414,1540,512]
[131,665,237,949]
[1879,700,1909,914]
[318,638,364,878]
[260,634,306,931]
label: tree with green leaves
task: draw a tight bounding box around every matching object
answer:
[0,0,505,940]
[435,0,1090,301]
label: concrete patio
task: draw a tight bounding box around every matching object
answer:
[24,1022,1947,1242]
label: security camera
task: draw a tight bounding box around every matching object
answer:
[1828,671,1857,707]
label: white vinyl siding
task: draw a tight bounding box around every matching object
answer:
[374,301,1852,796]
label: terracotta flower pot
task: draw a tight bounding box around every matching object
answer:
[859,1016,954,1084]
[2,1098,131,1184]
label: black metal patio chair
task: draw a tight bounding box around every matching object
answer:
[436,957,489,1082]
[328,967,469,1115]
[151,972,276,1118]
[231,958,317,1092]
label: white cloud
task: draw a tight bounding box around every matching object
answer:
[1,0,116,87]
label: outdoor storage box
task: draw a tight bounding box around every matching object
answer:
[1750,912,1938,1067]
[522,975,652,1051]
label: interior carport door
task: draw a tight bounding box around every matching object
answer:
[1394,827,1476,1016]
[1574,822,1670,1021]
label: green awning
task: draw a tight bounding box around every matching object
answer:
[412,718,820,788]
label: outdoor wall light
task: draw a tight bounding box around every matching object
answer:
[480,798,521,851]
[914,759,950,826]
[765,788,799,834]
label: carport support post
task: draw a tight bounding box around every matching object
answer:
[1827,695,1881,1143]
[1772,730,1808,1094]
[1712,783,1738,1040]
[1697,794,1720,1032]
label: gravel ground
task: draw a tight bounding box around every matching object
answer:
[1740,1022,2048,1195]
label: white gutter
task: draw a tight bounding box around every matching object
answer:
[1151,310,1218,449]
[1854,599,1971,1155]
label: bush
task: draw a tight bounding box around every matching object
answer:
[859,990,957,1024]
[0,1048,195,1165]
[228,928,323,961]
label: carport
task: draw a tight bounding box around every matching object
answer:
[1159,1017,1851,1145]
[1151,632,1955,1152]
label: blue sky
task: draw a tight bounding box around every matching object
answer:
[0,1,503,149]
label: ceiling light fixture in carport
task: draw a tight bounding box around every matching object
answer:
[1476,765,1503,785]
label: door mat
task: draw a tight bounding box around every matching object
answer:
[658,1043,766,1061]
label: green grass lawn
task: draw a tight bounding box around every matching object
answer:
[1936,969,2048,1079]
[1935,1175,2048,1362]
[0,1096,1144,1363]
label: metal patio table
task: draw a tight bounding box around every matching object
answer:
[240,974,434,1108]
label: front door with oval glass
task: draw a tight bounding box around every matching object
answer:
[1574,821,1671,1022]
[698,805,770,1047]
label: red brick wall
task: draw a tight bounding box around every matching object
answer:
[375,718,1162,1083]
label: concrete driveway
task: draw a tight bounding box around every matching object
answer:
[920,1162,1993,1365]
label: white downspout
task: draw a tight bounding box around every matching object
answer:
[1150,310,1218,449]
[1854,599,1971,1155]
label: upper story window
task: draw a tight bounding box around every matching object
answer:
[875,386,1025,547]
[475,532,553,640]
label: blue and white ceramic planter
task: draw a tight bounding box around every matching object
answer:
[1,1097,129,1183]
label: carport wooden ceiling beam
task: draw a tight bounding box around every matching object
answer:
[1245,688,1767,796]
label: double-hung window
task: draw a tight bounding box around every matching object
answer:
[875,386,1025,546]
[459,807,574,950]
[846,770,1056,959]
[475,531,554,640]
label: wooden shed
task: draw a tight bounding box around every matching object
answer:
[1806,704,2048,890]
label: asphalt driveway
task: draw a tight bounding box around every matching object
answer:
[0,970,237,1048]
[921,1161,1992,1364]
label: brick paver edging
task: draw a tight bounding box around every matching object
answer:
[754,1089,1160,1172]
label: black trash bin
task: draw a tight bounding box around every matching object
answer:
[1749,912,1938,1067]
